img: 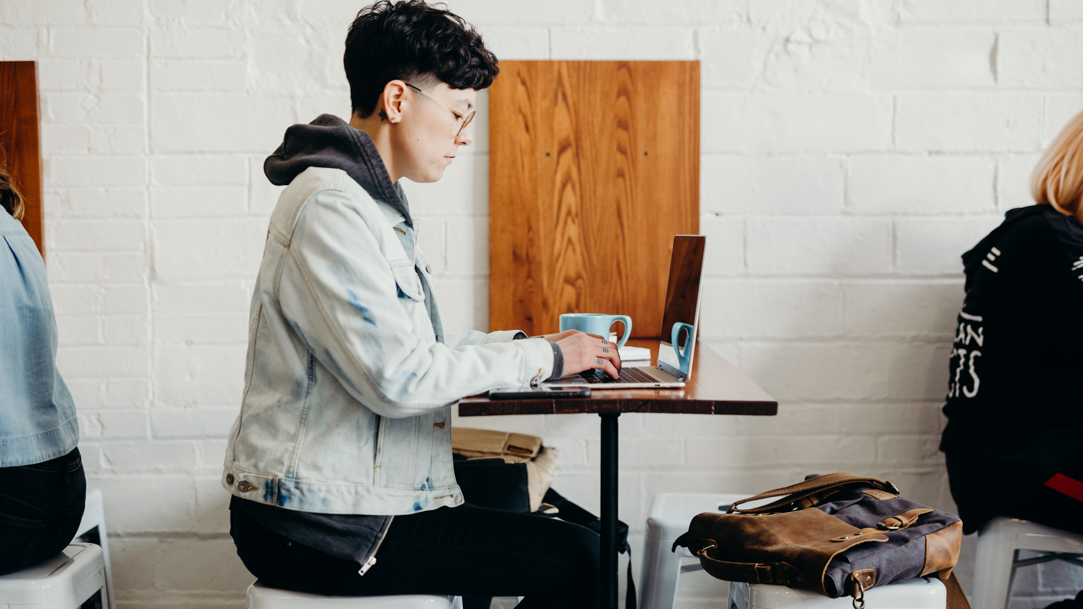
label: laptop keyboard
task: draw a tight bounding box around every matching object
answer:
[580,367,658,384]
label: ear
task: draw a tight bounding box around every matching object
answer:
[380,80,408,124]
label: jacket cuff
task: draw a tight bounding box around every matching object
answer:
[484,330,528,343]
[514,338,556,385]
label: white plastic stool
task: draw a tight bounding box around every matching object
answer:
[246,581,460,608]
[972,516,1083,609]
[0,543,106,608]
[639,493,749,609]
[729,577,946,609]
[73,487,115,609]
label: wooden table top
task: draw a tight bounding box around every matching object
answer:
[458,339,778,417]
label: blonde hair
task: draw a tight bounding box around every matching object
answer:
[0,165,25,221]
[1032,109,1083,223]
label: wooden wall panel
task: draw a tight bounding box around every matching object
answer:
[0,61,44,259]
[490,61,699,338]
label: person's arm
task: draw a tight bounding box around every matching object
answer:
[444,329,523,348]
[277,188,555,418]
[448,330,571,380]
[448,330,621,381]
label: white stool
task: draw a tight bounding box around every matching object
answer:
[972,516,1083,609]
[246,581,460,608]
[729,577,946,609]
[0,543,106,608]
[639,492,750,609]
[74,487,115,609]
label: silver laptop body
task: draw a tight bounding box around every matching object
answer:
[540,235,707,390]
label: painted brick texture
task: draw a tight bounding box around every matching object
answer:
[3,0,1082,607]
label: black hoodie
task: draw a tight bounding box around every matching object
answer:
[264,114,414,228]
[940,205,1083,457]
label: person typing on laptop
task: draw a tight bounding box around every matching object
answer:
[222,2,618,607]
[543,235,706,390]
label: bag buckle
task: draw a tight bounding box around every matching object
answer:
[849,573,867,609]
[754,563,801,586]
[877,514,911,531]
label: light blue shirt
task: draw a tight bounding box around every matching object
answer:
[0,210,78,467]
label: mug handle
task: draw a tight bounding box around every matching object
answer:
[670,322,695,372]
[609,316,633,349]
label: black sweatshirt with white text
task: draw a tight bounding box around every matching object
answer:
[940,205,1083,468]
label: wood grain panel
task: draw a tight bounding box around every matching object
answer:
[0,61,43,259]
[490,61,699,337]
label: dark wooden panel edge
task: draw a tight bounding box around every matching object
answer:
[0,61,43,260]
[458,397,778,417]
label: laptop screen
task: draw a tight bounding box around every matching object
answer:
[656,235,707,378]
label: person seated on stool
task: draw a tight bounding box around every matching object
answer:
[0,160,86,575]
[940,109,1083,609]
[223,3,620,608]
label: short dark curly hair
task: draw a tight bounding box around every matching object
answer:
[344,1,499,118]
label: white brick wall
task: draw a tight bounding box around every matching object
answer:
[3,1,1082,607]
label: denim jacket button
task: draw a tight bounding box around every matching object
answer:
[237,481,254,492]
[225,473,235,485]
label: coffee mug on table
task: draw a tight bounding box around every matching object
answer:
[670,322,695,372]
[558,313,633,349]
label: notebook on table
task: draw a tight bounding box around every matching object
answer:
[541,234,707,390]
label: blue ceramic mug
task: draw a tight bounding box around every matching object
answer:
[559,313,633,349]
[670,322,695,373]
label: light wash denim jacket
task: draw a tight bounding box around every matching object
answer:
[0,211,79,467]
[223,166,555,515]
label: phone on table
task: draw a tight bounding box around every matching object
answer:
[488,386,591,399]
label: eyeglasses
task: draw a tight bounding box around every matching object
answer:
[405,83,475,138]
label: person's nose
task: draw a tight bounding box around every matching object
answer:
[455,125,473,147]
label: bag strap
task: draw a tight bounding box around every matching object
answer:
[944,572,972,609]
[541,489,638,609]
[728,473,900,514]
[693,542,806,587]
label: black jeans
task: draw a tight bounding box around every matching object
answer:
[0,447,86,575]
[231,502,600,608]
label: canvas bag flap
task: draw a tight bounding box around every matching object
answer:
[452,428,542,460]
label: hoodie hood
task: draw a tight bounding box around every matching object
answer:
[264,114,412,227]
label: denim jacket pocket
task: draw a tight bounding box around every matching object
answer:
[391,263,424,302]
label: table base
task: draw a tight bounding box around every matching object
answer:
[600,412,619,609]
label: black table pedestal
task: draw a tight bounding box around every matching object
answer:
[600,412,619,609]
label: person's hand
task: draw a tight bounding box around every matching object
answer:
[536,330,578,342]
[555,331,622,379]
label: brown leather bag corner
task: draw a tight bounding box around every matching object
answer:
[673,473,970,609]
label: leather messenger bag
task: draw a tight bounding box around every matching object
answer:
[672,473,970,609]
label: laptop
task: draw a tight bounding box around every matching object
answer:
[541,235,707,390]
